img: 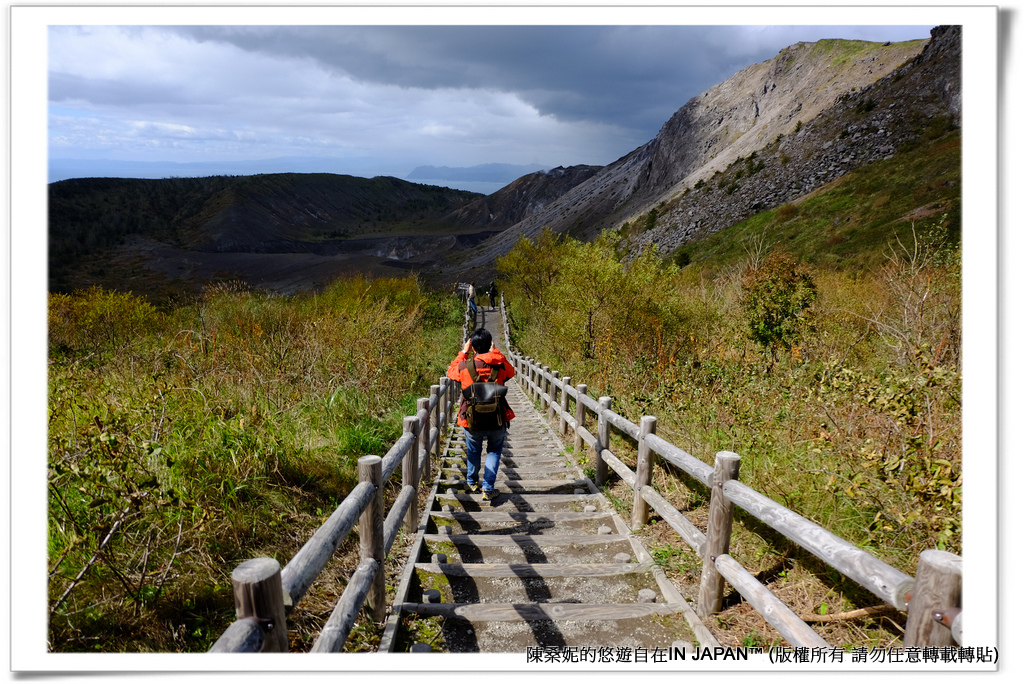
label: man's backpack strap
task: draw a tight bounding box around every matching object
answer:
[464,354,502,384]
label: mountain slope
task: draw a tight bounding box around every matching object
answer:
[448,30,957,274]
[49,28,961,299]
[637,25,961,256]
[436,165,603,232]
[48,173,481,294]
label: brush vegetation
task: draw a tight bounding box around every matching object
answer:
[47,275,462,651]
[497,136,962,577]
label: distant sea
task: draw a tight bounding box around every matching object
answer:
[408,179,506,196]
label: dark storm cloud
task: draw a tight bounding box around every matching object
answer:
[168,25,932,139]
[47,22,934,181]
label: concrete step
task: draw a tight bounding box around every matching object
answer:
[429,510,623,536]
[410,562,669,604]
[435,491,604,513]
[438,466,575,481]
[438,479,596,495]
[421,533,638,564]
[440,456,570,470]
[391,602,696,652]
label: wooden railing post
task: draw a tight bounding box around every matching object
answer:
[402,416,420,536]
[230,558,289,652]
[531,362,539,402]
[574,384,588,454]
[697,451,741,617]
[534,363,541,404]
[438,377,449,427]
[429,385,441,455]
[446,376,456,424]
[595,396,612,487]
[559,376,571,434]
[358,455,385,622]
[549,370,559,419]
[541,366,550,413]
[904,549,962,646]
[417,397,431,483]
[632,416,657,530]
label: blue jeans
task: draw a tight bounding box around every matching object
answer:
[463,426,507,492]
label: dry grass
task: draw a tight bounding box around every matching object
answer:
[47,277,463,652]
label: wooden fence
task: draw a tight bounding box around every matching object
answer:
[208,295,961,652]
[206,309,480,653]
[497,295,963,649]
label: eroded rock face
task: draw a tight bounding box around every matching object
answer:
[630,25,962,256]
[454,27,960,271]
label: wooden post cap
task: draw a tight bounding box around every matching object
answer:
[232,557,281,585]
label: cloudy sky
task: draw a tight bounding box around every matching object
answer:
[48,22,934,190]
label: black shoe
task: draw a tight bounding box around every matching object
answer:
[482,489,498,504]
[466,483,479,493]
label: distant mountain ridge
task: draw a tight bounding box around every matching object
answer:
[47,173,483,294]
[436,165,603,231]
[47,156,401,184]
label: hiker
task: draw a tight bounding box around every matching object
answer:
[467,282,477,314]
[446,327,516,502]
[487,282,498,310]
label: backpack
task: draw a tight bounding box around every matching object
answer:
[460,356,509,431]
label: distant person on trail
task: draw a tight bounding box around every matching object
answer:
[488,282,498,310]
[446,327,515,503]
[467,282,478,315]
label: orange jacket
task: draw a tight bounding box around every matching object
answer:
[446,347,516,428]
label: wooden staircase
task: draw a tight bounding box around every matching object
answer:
[379,310,716,653]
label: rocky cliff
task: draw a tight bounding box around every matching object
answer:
[636,25,961,255]
[449,26,960,273]
[436,164,602,231]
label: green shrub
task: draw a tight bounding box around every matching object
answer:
[740,250,818,361]
[49,286,160,356]
[500,219,961,568]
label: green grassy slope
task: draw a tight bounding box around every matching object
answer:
[671,131,960,277]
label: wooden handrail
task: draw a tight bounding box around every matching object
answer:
[381,431,415,483]
[207,617,267,653]
[280,481,376,611]
[713,554,829,648]
[499,296,961,648]
[210,299,468,653]
[721,479,914,609]
[310,558,379,653]
[639,485,706,552]
[645,434,714,487]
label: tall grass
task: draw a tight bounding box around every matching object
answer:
[498,217,961,573]
[47,275,462,651]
